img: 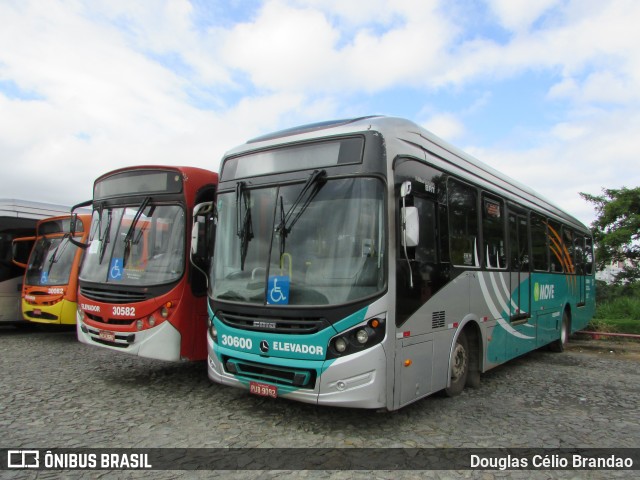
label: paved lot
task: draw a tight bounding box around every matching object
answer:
[1,325,639,479]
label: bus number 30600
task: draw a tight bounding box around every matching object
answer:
[112,306,136,317]
[220,334,253,350]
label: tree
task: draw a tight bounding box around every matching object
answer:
[580,187,640,285]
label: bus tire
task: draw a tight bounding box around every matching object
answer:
[445,331,469,397]
[550,311,570,353]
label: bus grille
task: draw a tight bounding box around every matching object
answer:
[217,310,329,334]
[81,286,148,304]
[85,312,135,326]
[25,310,58,321]
[222,356,316,389]
[82,324,135,348]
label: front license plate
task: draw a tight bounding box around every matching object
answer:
[99,330,115,342]
[249,381,278,398]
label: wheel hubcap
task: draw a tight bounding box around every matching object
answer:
[451,343,467,381]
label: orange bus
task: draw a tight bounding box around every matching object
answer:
[18,215,91,325]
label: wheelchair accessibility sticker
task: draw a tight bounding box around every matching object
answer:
[267,275,290,305]
[109,258,123,281]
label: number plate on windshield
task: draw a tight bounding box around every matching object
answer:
[249,381,277,398]
[99,330,115,342]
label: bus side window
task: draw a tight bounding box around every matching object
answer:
[547,220,564,273]
[584,237,594,275]
[482,195,506,269]
[448,179,478,267]
[562,227,575,274]
[531,213,549,271]
[574,235,585,275]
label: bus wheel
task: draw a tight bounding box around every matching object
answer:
[550,311,570,353]
[445,331,468,397]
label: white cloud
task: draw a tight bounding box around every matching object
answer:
[466,108,640,226]
[422,113,466,142]
[486,0,561,32]
[0,0,639,223]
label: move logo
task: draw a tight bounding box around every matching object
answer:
[534,282,555,302]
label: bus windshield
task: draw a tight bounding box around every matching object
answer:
[212,177,385,306]
[80,204,185,286]
[25,236,78,286]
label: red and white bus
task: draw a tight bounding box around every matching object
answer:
[19,214,91,325]
[74,166,218,361]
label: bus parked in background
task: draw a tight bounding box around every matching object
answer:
[74,166,218,361]
[17,215,91,326]
[1,199,71,324]
[198,116,595,410]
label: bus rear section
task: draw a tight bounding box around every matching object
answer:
[21,215,91,325]
[75,166,218,361]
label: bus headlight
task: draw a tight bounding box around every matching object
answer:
[355,328,369,344]
[209,324,218,342]
[148,315,156,327]
[328,317,386,359]
[136,319,144,331]
[334,337,348,353]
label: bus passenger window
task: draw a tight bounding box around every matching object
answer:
[585,237,594,275]
[547,221,564,273]
[448,180,478,267]
[531,214,549,271]
[482,196,505,269]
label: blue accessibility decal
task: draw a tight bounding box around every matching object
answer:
[109,258,123,281]
[267,275,290,305]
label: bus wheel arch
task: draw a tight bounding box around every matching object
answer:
[464,323,482,389]
[550,306,571,353]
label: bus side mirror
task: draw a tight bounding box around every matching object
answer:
[191,201,214,259]
[400,181,419,247]
[69,199,92,249]
[401,206,419,247]
[70,213,79,236]
[11,236,35,269]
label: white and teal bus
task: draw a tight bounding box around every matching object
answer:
[196,116,595,410]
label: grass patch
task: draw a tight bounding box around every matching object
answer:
[587,318,640,335]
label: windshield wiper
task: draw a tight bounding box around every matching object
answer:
[276,169,327,253]
[122,197,151,267]
[98,210,112,265]
[47,235,69,272]
[236,182,253,271]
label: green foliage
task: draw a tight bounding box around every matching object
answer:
[588,317,640,335]
[595,280,640,304]
[594,296,640,320]
[580,187,640,285]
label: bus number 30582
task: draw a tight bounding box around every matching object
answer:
[112,306,136,317]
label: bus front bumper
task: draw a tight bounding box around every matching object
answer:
[207,335,388,409]
[77,315,182,361]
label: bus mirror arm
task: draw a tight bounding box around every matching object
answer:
[400,181,419,288]
[68,199,93,249]
[190,201,215,288]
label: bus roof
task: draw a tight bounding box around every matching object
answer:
[225,116,589,233]
[0,199,71,220]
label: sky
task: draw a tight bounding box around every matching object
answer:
[1,0,639,227]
